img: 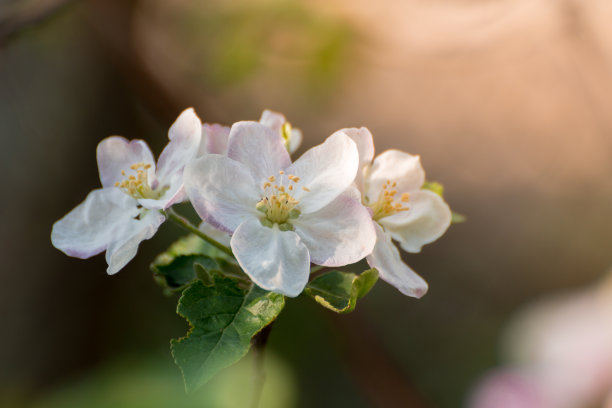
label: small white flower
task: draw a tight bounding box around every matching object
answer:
[343,127,452,298]
[185,122,375,297]
[197,109,302,157]
[51,108,202,274]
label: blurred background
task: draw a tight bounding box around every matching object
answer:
[2,0,612,406]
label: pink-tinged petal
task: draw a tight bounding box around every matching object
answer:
[286,131,359,214]
[184,154,260,233]
[259,109,286,133]
[288,128,302,154]
[292,188,375,267]
[468,370,550,408]
[365,150,425,201]
[367,223,428,298]
[198,123,230,156]
[231,218,310,297]
[156,108,202,183]
[198,221,232,247]
[227,121,291,184]
[339,127,374,193]
[105,210,165,274]
[379,190,451,253]
[340,127,374,166]
[51,188,139,259]
[259,110,302,153]
[96,136,155,188]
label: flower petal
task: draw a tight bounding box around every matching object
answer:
[365,150,425,202]
[339,127,374,193]
[231,218,310,297]
[156,108,202,183]
[367,223,428,298]
[288,128,302,154]
[259,109,286,133]
[198,221,231,247]
[292,188,375,267]
[227,121,291,184]
[184,154,260,233]
[51,188,139,259]
[378,190,451,253]
[96,137,155,188]
[340,127,374,166]
[198,123,230,156]
[105,210,165,274]
[286,131,359,213]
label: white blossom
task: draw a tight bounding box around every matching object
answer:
[51,108,202,274]
[344,127,452,298]
[185,122,375,297]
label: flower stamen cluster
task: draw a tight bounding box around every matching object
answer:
[369,180,410,221]
[114,162,167,200]
[256,170,304,229]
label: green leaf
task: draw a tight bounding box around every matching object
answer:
[152,255,218,289]
[171,279,285,392]
[151,234,241,291]
[422,180,444,196]
[305,269,378,314]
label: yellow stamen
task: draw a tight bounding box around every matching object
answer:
[369,180,410,221]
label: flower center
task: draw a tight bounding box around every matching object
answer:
[369,180,410,221]
[115,162,168,200]
[256,170,308,230]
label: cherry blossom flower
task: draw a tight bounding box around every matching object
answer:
[197,109,302,157]
[184,122,375,297]
[51,108,202,274]
[343,127,452,298]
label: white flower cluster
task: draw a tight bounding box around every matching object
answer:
[52,108,452,298]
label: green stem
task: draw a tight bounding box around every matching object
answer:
[165,208,234,257]
[309,265,325,274]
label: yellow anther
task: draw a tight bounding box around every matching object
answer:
[268,176,276,182]
[116,162,167,200]
[263,182,271,189]
[302,187,310,192]
[279,170,285,175]
[370,180,410,221]
[288,185,293,191]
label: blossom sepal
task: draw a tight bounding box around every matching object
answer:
[305,268,379,314]
[171,279,285,393]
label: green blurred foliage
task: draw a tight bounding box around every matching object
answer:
[171,1,352,95]
[30,353,296,408]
